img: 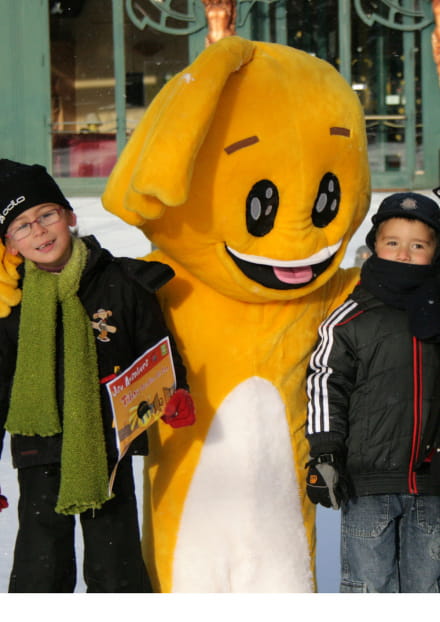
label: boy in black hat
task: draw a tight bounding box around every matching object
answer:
[306,191,440,593]
[0,159,195,592]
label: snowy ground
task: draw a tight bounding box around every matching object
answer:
[0,190,408,595]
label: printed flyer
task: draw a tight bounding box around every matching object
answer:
[106,336,176,491]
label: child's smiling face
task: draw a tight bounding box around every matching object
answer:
[5,202,77,270]
[375,217,437,265]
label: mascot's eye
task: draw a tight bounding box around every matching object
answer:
[246,179,279,237]
[312,173,340,228]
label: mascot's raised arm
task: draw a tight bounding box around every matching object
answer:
[101,36,371,592]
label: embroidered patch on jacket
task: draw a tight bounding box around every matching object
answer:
[91,308,117,342]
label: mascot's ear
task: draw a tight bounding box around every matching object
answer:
[102,36,255,222]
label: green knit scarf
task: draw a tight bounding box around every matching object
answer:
[5,237,111,514]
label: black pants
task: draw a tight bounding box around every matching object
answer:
[9,456,152,593]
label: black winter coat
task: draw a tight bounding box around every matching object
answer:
[0,236,188,470]
[306,284,440,496]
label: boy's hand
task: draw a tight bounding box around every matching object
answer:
[161,389,196,428]
[0,486,8,512]
[305,454,349,510]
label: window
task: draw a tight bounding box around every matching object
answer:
[49,0,188,178]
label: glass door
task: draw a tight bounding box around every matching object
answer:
[350,4,424,188]
[276,0,437,189]
[50,0,117,178]
[49,0,189,182]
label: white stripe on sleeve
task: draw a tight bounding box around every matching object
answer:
[307,300,358,435]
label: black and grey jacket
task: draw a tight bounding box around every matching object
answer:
[0,236,189,470]
[306,284,440,496]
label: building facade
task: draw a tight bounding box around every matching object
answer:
[1,0,439,197]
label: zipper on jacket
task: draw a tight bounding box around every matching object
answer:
[408,338,423,493]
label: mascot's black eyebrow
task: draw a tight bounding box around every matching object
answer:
[224,135,259,154]
[330,126,350,137]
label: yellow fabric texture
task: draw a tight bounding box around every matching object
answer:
[0,241,22,317]
[102,37,371,592]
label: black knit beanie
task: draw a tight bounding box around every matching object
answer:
[0,159,73,240]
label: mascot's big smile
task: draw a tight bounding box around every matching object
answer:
[225,240,342,289]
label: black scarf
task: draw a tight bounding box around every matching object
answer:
[360,254,440,341]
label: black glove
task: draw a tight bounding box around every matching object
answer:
[305,453,349,510]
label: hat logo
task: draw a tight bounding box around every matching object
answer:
[400,198,418,210]
[0,195,25,224]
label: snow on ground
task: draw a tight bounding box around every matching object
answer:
[0,190,425,593]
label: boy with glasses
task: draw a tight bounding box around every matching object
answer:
[0,159,195,592]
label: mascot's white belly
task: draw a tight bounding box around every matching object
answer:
[172,376,314,592]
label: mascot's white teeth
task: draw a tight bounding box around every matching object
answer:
[226,240,342,267]
[226,240,343,286]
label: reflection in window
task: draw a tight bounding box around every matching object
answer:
[50,0,116,177]
[49,0,188,178]
[283,1,425,177]
[285,0,338,64]
[351,6,424,175]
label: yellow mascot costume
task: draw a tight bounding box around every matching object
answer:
[102,36,370,593]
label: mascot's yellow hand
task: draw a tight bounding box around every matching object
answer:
[0,240,22,318]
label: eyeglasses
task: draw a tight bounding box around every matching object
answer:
[6,207,63,242]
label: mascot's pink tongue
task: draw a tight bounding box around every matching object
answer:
[273,265,313,284]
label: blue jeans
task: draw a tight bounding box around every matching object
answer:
[340,494,440,593]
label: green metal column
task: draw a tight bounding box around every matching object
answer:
[0,0,51,167]
[400,0,416,186]
[189,31,207,63]
[274,0,287,45]
[420,23,440,187]
[375,32,387,175]
[112,0,127,156]
[236,3,253,40]
[338,0,351,82]
[252,3,271,41]
[403,27,416,184]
